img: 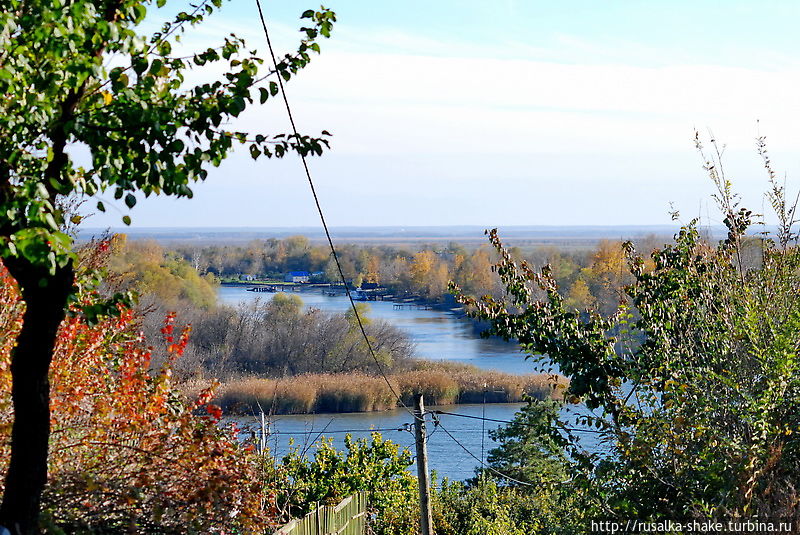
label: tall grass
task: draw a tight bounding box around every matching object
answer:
[215,363,568,415]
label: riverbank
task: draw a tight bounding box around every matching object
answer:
[193,362,568,415]
[218,284,543,375]
[220,281,465,313]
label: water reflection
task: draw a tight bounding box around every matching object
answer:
[218,286,540,375]
[218,286,586,479]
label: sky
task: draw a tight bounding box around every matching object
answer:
[87,0,800,229]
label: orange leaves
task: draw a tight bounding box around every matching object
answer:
[166,322,192,357]
[160,312,192,357]
[194,382,219,407]
[206,403,223,421]
[160,311,176,340]
[0,264,277,532]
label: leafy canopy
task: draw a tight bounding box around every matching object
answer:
[0,0,334,274]
[454,134,800,518]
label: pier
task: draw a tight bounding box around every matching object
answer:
[393,303,433,310]
[247,286,277,293]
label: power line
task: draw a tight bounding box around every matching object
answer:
[263,427,410,436]
[253,0,416,420]
[432,410,609,434]
[435,421,533,487]
[247,425,485,436]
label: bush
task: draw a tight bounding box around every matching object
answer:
[276,433,417,535]
[456,137,800,519]
[432,477,581,535]
[0,263,278,533]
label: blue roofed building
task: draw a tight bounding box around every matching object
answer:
[284,271,310,283]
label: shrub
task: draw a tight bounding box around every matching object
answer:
[276,433,417,535]
[0,263,278,533]
[455,136,800,518]
[432,477,582,535]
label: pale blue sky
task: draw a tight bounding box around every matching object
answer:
[88,1,800,229]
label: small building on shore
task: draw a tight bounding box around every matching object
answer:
[284,271,310,283]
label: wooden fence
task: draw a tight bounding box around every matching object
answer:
[274,492,367,535]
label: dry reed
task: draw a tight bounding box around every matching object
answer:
[215,363,568,415]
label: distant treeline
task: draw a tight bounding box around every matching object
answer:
[103,236,571,415]
[169,234,676,313]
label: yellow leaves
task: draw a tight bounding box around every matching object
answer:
[364,254,381,284]
[565,278,595,310]
[410,250,449,298]
[101,91,113,105]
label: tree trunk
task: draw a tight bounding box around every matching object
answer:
[0,258,74,535]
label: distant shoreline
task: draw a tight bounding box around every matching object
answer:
[78,224,724,247]
[220,281,468,315]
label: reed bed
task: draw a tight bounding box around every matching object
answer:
[215,364,568,415]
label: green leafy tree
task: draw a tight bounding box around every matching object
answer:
[481,399,568,486]
[431,400,581,535]
[454,135,800,520]
[278,433,416,535]
[0,1,335,531]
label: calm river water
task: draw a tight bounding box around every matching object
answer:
[218,285,537,375]
[219,285,599,480]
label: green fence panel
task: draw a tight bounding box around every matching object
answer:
[274,492,367,535]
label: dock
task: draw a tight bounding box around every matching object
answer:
[393,303,433,310]
[247,286,277,293]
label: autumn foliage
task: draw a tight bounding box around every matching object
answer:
[0,257,277,533]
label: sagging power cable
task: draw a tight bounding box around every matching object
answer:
[253,0,417,420]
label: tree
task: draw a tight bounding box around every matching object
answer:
[278,433,416,535]
[580,239,630,315]
[410,250,449,299]
[454,135,800,519]
[0,256,275,531]
[0,1,335,532]
[482,399,568,486]
[110,237,219,309]
[461,247,495,296]
[564,277,594,310]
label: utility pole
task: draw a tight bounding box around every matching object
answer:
[414,393,434,535]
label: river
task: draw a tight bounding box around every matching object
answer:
[219,285,600,480]
[218,285,537,375]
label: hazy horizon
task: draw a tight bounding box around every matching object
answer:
[78,223,733,248]
[82,1,800,230]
